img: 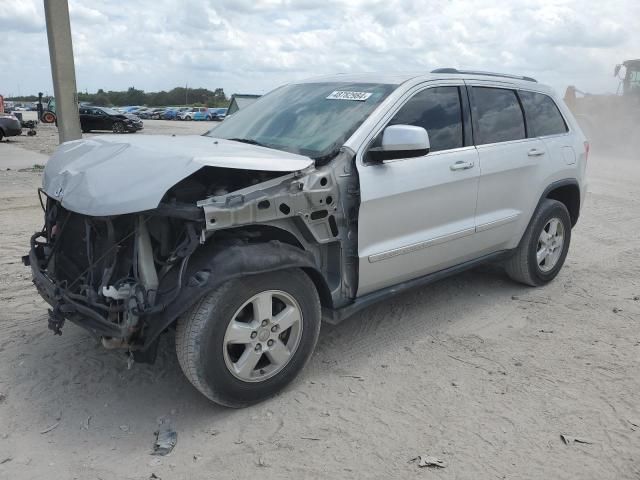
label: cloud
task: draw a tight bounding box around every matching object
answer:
[0,1,43,33]
[0,0,637,98]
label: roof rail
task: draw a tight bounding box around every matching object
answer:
[431,68,537,83]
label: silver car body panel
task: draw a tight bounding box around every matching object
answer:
[341,75,585,296]
[39,71,586,304]
[42,135,314,216]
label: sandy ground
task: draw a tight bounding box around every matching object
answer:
[0,122,639,479]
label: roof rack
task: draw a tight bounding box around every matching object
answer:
[431,68,537,83]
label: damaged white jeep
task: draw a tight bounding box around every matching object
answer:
[26,70,587,407]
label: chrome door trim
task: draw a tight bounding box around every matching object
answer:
[476,213,520,233]
[367,227,475,263]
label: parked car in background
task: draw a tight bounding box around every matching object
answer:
[179,107,208,121]
[210,107,227,121]
[164,107,189,120]
[0,113,22,141]
[121,106,143,113]
[193,108,215,121]
[134,108,152,119]
[150,108,167,119]
[79,107,143,133]
[163,108,178,120]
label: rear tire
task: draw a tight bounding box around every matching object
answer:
[176,268,321,407]
[505,199,571,286]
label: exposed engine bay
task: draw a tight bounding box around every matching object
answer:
[26,150,360,361]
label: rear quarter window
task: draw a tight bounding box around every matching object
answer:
[519,91,568,137]
[472,87,526,145]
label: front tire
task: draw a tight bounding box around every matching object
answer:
[112,122,125,133]
[505,199,572,286]
[176,269,321,407]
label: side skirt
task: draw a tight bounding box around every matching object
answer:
[322,250,511,325]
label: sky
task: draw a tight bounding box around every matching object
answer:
[0,0,637,98]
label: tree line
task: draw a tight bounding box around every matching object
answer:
[7,86,230,107]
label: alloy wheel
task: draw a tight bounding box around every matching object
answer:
[223,290,303,382]
[536,218,564,272]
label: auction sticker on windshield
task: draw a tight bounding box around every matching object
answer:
[326,91,373,101]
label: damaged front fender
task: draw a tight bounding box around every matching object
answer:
[197,166,341,244]
[141,240,326,350]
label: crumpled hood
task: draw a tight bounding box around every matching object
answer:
[42,135,314,216]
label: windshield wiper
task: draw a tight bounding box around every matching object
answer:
[228,138,267,148]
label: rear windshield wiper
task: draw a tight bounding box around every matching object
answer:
[228,138,267,148]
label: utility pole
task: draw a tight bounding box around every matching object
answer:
[44,0,81,143]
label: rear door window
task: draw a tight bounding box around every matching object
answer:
[472,87,526,145]
[388,86,464,152]
[519,91,568,137]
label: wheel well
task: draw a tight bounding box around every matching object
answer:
[301,267,333,310]
[218,225,333,308]
[546,184,580,226]
[224,224,304,249]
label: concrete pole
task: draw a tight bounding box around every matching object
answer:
[44,0,82,143]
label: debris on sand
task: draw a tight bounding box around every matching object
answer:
[511,295,549,305]
[560,434,593,445]
[152,426,177,456]
[82,415,92,430]
[410,455,447,468]
[39,422,59,434]
[613,307,622,314]
[0,457,12,465]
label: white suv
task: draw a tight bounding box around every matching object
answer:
[27,69,587,407]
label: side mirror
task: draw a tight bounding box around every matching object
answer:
[368,124,430,163]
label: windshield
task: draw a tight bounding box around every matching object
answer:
[206,82,397,159]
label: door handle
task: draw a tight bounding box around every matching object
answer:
[528,148,545,157]
[450,161,475,171]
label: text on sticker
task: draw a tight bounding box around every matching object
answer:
[326,91,372,101]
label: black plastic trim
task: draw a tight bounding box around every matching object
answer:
[322,250,511,324]
[538,178,581,225]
